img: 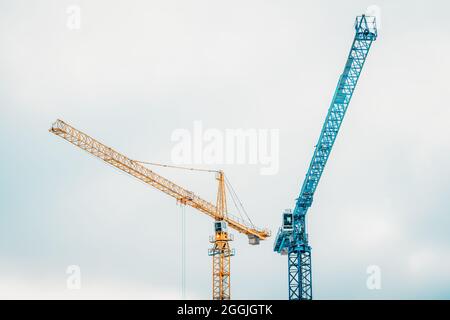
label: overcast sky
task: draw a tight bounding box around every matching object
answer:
[1,0,450,299]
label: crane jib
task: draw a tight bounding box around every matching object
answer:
[294,20,376,217]
[49,119,270,241]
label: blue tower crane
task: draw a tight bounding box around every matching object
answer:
[273,14,378,300]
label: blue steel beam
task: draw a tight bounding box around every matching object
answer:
[274,15,377,300]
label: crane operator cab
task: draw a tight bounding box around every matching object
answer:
[213,220,233,243]
[282,209,293,232]
[215,220,228,233]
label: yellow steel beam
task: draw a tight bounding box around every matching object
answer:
[49,119,270,240]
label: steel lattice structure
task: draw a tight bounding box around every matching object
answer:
[50,119,270,299]
[274,15,378,300]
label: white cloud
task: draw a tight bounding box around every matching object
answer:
[0,275,185,300]
[343,212,398,249]
[408,248,450,279]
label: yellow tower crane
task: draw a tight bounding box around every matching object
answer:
[49,119,270,300]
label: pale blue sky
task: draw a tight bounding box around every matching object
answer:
[1,0,450,299]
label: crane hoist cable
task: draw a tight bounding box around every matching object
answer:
[134,160,219,173]
[137,160,255,229]
[137,160,253,298]
[224,176,255,229]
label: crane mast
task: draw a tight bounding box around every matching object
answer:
[209,171,234,300]
[50,119,270,300]
[273,15,378,300]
